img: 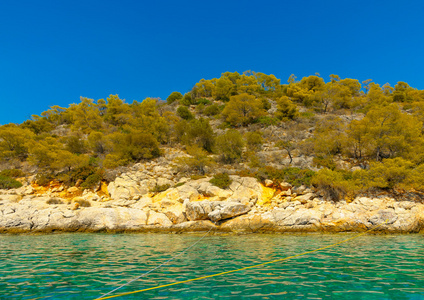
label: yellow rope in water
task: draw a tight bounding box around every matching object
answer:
[95,220,388,300]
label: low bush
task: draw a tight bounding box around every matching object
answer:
[311,168,360,201]
[35,173,54,187]
[197,98,211,105]
[46,198,64,205]
[150,184,171,194]
[80,170,104,190]
[0,169,25,178]
[74,198,91,207]
[210,173,232,189]
[0,175,23,189]
[177,106,194,120]
[203,104,221,116]
[256,166,315,187]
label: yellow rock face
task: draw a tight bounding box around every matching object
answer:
[98,181,109,197]
[257,184,275,206]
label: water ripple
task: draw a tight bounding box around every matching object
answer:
[1,233,424,299]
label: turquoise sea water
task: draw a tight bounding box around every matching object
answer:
[1,233,424,300]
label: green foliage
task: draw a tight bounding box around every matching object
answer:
[57,165,99,187]
[150,184,171,194]
[312,116,345,157]
[245,131,263,151]
[311,168,360,201]
[167,91,183,104]
[257,166,315,187]
[175,146,214,175]
[210,173,232,189]
[0,125,34,161]
[104,130,161,167]
[65,136,86,154]
[176,106,194,120]
[80,171,104,190]
[74,198,91,207]
[46,198,64,205]
[222,93,266,126]
[35,173,54,187]
[216,129,244,164]
[180,118,215,152]
[299,111,315,119]
[257,116,279,126]
[203,104,221,116]
[197,98,211,105]
[0,169,25,178]
[0,175,23,189]
[312,155,337,170]
[365,158,414,189]
[276,96,298,120]
[260,98,271,110]
[180,93,194,106]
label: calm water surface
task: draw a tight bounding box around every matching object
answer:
[1,233,424,299]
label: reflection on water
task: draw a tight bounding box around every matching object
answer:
[1,233,424,299]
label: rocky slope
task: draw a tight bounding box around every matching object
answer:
[1,169,423,233]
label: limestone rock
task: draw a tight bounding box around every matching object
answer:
[264,179,274,187]
[280,182,292,191]
[185,200,219,221]
[208,202,251,222]
[147,211,173,226]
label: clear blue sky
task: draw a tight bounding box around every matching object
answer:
[1,0,424,124]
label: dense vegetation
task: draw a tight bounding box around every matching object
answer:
[1,70,424,200]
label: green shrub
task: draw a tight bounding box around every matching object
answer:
[313,155,337,170]
[215,130,244,164]
[210,173,232,189]
[276,96,298,120]
[167,91,183,104]
[366,158,413,190]
[245,131,263,151]
[80,171,104,190]
[190,174,206,180]
[150,184,171,193]
[0,175,23,189]
[256,166,315,187]
[0,169,25,178]
[261,98,271,110]
[74,198,91,207]
[299,111,315,119]
[177,106,194,120]
[174,182,185,188]
[46,198,64,205]
[197,98,211,105]
[61,166,98,186]
[311,168,360,201]
[203,104,221,116]
[257,116,278,126]
[180,93,194,106]
[35,173,54,187]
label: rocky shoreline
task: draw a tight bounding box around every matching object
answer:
[1,172,424,234]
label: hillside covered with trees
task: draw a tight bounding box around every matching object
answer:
[2,71,424,201]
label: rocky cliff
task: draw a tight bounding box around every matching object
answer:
[1,171,423,234]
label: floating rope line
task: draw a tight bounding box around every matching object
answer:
[95,227,214,300]
[95,220,388,300]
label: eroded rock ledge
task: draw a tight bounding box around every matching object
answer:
[1,175,424,234]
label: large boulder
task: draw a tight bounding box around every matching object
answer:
[185,201,219,221]
[208,202,251,222]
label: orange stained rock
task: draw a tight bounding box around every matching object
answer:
[97,181,109,197]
